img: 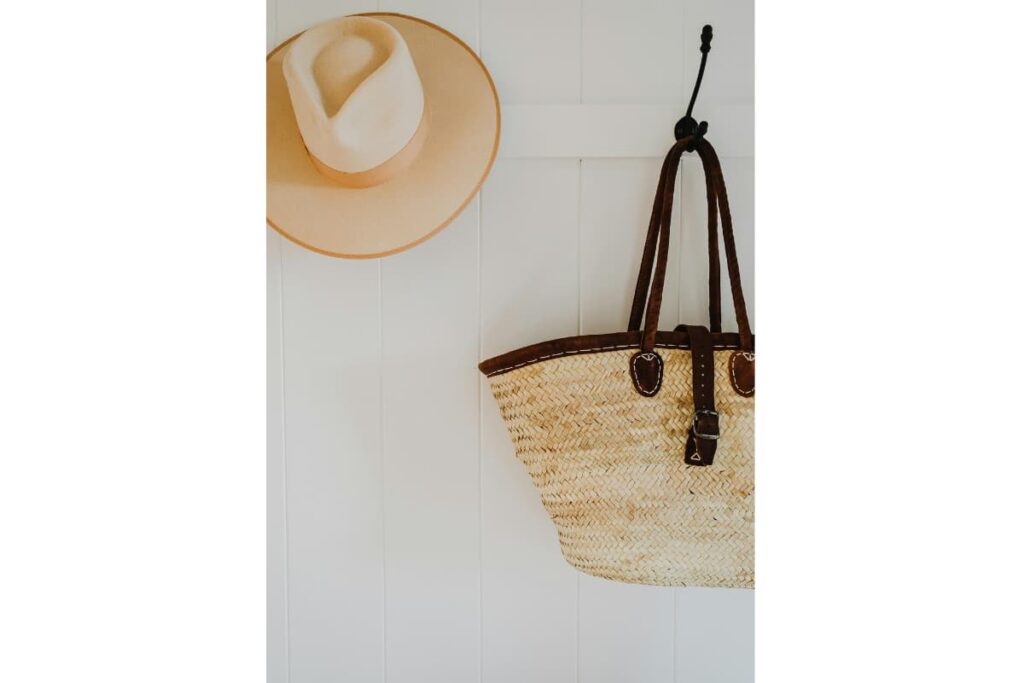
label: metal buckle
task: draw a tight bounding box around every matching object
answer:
[692,410,720,440]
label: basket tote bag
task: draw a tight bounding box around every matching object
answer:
[479,137,754,588]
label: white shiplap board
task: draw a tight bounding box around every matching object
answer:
[268,1,754,681]
[381,207,481,683]
[480,159,581,683]
[279,241,384,683]
[581,0,685,104]
[577,158,680,683]
[480,0,581,104]
[267,227,288,683]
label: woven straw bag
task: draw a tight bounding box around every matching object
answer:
[480,137,754,588]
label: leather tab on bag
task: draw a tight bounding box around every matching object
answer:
[630,350,663,397]
[683,325,719,466]
[729,351,755,397]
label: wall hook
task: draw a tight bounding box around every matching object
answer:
[674,24,713,149]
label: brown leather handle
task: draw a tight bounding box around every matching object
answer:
[702,141,752,348]
[627,142,724,335]
[627,138,751,351]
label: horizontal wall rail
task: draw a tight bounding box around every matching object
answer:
[499,104,753,159]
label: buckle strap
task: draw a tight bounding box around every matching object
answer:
[683,324,719,466]
[692,410,720,440]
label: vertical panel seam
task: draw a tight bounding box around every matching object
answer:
[278,236,292,683]
[477,196,484,683]
[378,259,388,683]
[575,157,582,683]
[375,9,388,683]
[477,0,483,55]
[271,0,278,49]
[577,0,584,104]
[477,10,484,681]
[576,1,584,671]
[674,4,687,678]
[576,158,583,335]
[672,592,678,682]
[477,8,485,682]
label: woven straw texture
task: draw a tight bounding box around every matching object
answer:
[487,347,753,588]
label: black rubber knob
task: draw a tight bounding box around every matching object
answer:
[700,25,713,53]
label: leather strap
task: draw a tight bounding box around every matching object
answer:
[621,137,748,466]
[628,143,721,333]
[682,324,719,466]
[637,138,688,353]
[626,138,751,350]
[701,141,751,349]
[705,156,721,333]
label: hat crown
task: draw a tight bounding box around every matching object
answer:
[283,17,426,174]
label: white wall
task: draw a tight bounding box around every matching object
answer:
[268,1,754,681]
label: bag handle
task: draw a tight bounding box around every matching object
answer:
[627,142,724,334]
[701,141,751,345]
[627,138,752,351]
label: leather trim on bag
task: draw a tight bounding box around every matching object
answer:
[629,350,663,397]
[729,351,755,397]
[479,329,754,378]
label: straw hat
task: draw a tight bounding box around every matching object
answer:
[267,13,500,258]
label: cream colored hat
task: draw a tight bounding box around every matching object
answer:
[267,13,500,258]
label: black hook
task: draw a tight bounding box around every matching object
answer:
[674,24,713,149]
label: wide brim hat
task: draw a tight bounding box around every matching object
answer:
[267,13,500,259]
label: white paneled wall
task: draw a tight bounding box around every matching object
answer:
[268,1,754,681]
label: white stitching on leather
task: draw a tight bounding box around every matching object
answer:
[630,351,662,396]
[729,351,755,397]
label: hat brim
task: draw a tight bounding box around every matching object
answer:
[267,13,500,259]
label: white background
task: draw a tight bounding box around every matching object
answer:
[3,3,1023,683]
[267,1,754,682]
